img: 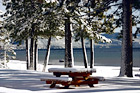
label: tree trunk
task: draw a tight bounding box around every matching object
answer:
[90,39,94,68]
[42,37,51,72]
[3,46,6,67]
[29,24,35,70]
[65,16,74,68]
[81,35,88,68]
[119,0,133,77]
[34,38,38,71]
[26,39,30,70]
[30,37,34,70]
[37,0,44,3]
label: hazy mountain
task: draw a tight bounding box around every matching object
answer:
[49,33,140,49]
[11,33,140,49]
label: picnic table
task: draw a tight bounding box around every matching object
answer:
[41,68,104,88]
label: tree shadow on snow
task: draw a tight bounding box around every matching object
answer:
[0,69,54,91]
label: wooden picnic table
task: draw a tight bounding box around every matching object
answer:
[41,68,104,88]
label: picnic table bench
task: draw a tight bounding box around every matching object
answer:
[41,68,105,88]
[135,69,140,77]
[135,74,140,77]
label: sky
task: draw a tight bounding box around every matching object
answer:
[0,0,5,21]
[0,0,5,12]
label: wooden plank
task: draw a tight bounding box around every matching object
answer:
[70,76,105,81]
[41,78,99,87]
[53,72,92,77]
[90,76,105,81]
[69,72,91,77]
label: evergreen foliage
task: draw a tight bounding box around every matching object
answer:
[0,22,16,66]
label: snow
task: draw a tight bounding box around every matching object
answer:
[45,0,57,3]
[48,68,96,73]
[41,77,72,82]
[0,60,140,93]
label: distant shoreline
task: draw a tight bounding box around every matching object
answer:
[5,47,140,51]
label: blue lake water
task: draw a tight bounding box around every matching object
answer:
[14,48,140,67]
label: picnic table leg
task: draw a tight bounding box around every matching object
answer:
[88,84,94,87]
[53,73,61,77]
[64,85,70,89]
[50,82,56,88]
[83,76,89,80]
[85,77,95,87]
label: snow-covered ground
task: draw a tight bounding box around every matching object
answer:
[0,60,140,93]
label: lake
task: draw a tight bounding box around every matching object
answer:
[14,48,140,67]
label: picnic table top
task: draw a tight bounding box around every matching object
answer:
[48,68,96,73]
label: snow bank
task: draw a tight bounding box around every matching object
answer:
[0,60,140,93]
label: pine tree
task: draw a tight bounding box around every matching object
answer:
[72,0,115,68]
[0,22,16,68]
[119,0,133,77]
[2,0,64,70]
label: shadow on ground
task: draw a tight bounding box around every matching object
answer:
[0,69,140,93]
[0,69,53,91]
